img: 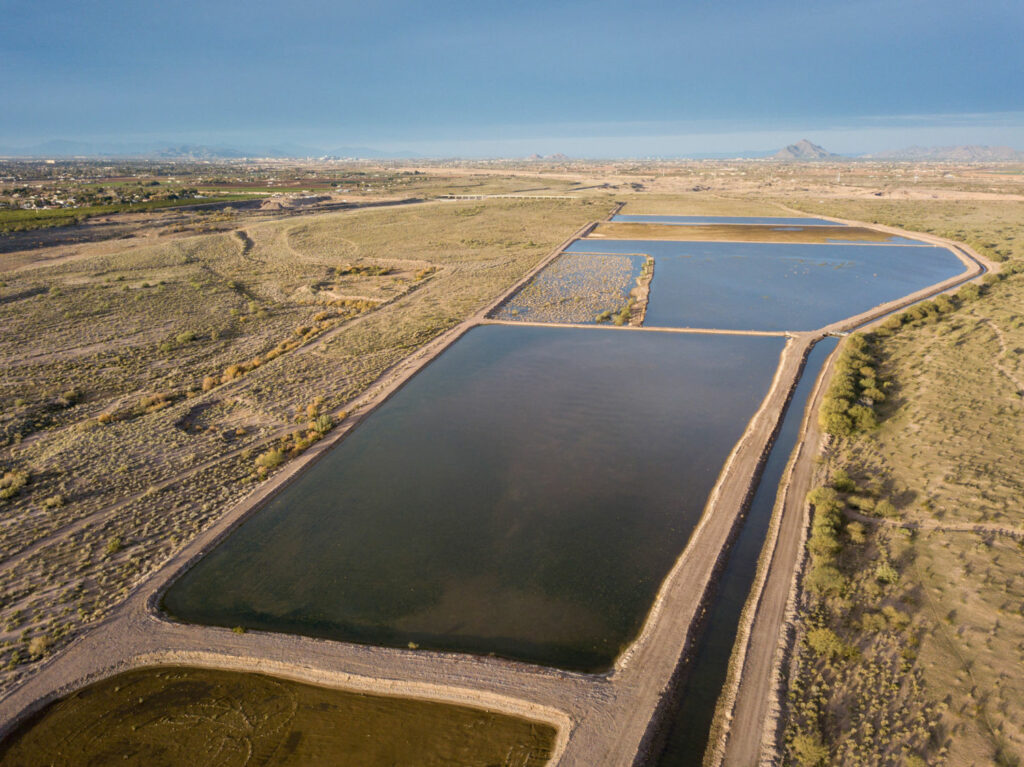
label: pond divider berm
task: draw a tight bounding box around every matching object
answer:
[0,201,996,767]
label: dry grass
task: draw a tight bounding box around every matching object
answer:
[0,197,607,693]
[619,193,788,216]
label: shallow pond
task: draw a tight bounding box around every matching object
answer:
[612,214,842,226]
[565,240,964,331]
[163,325,785,671]
[0,667,556,767]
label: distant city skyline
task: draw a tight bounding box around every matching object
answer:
[3,0,1021,157]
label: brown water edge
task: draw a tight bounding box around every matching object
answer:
[588,222,925,245]
[0,666,556,767]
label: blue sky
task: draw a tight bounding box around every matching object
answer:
[2,0,1022,155]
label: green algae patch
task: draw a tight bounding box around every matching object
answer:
[0,667,556,767]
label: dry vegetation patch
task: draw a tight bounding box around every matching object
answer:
[0,197,606,694]
[494,252,643,324]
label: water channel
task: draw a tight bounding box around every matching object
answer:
[652,337,839,766]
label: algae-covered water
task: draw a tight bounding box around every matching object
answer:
[0,667,556,767]
[164,325,784,671]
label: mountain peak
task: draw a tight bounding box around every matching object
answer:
[772,139,838,161]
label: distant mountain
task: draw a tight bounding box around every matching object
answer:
[0,140,419,160]
[771,139,840,161]
[860,144,1024,162]
[156,144,260,159]
[325,146,420,159]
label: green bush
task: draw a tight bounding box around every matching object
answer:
[806,627,848,659]
[806,563,847,596]
[255,448,285,470]
[790,730,830,767]
[875,561,899,584]
[819,334,884,437]
[830,469,858,493]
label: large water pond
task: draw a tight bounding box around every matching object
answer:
[565,240,965,331]
[0,666,556,767]
[612,214,842,226]
[163,325,785,671]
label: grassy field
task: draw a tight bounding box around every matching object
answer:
[0,666,556,766]
[618,193,790,216]
[780,198,1024,767]
[0,197,608,694]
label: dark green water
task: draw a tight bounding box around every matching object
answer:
[652,337,839,766]
[0,666,556,767]
[163,325,784,671]
[565,240,964,331]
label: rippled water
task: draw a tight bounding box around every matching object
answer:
[565,239,964,331]
[163,325,784,671]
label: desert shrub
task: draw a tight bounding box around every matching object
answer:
[221,364,243,383]
[27,635,49,658]
[881,605,910,629]
[790,730,830,767]
[806,563,847,596]
[819,334,885,436]
[807,627,848,659]
[958,282,982,302]
[58,388,83,407]
[254,448,285,471]
[830,469,858,493]
[875,561,899,584]
[846,521,867,544]
[875,499,898,517]
[0,470,30,501]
